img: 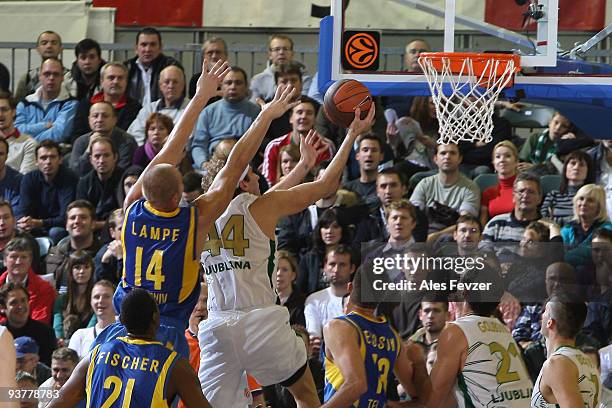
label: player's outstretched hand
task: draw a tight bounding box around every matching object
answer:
[348,103,376,139]
[261,83,300,120]
[299,130,327,171]
[195,59,231,101]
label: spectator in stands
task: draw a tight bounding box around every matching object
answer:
[52,251,94,346]
[37,348,79,407]
[518,111,592,174]
[541,150,595,226]
[0,238,55,324]
[0,201,41,275]
[481,172,544,246]
[262,96,333,186]
[582,229,612,346]
[188,37,228,99]
[190,67,260,168]
[14,31,66,101]
[387,96,437,179]
[275,250,306,327]
[408,298,450,350]
[0,282,56,365]
[16,371,39,408]
[75,135,122,227]
[512,262,576,348]
[94,209,123,284]
[504,220,562,303]
[15,336,51,386]
[18,140,77,244]
[297,208,352,295]
[275,144,300,185]
[342,133,383,207]
[561,184,612,269]
[410,143,480,234]
[262,61,306,148]
[63,38,104,100]
[15,58,78,143]
[250,34,312,106]
[0,91,38,174]
[361,199,419,286]
[131,113,172,167]
[71,62,141,140]
[181,172,203,205]
[45,200,102,293]
[127,66,188,145]
[0,138,21,210]
[124,27,182,106]
[115,165,143,207]
[304,245,354,358]
[70,101,137,174]
[383,40,431,138]
[586,139,612,217]
[68,279,116,358]
[480,140,519,225]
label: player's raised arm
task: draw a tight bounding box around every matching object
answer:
[195,84,298,223]
[123,59,230,210]
[251,104,375,227]
[426,324,464,408]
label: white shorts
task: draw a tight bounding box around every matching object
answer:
[198,305,308,408]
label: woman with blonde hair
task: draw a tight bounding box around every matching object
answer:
[480,140,519,225]
[561,184,612,268]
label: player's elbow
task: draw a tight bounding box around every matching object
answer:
[348,377,368,398]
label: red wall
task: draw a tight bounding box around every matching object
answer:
[93,0,202,27]
[485,0,605,32]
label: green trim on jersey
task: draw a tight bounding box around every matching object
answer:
[457,373,476,408]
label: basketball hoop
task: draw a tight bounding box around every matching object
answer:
[418,52,521,145]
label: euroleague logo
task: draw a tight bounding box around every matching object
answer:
[342,30,380,71]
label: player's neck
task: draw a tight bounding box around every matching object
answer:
[546,335,575,357]
[350,305,376,318]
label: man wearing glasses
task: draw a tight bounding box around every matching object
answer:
[250,34,312,106]
[188,37,229,99]
[14,58,78,143]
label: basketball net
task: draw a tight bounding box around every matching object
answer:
[418,53,520,145]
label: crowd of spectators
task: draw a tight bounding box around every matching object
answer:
[0,28,611,406]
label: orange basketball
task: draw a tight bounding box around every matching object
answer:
[323,79,372,128]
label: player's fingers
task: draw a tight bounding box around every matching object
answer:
[286,99,301,111]
[214,60,229,76]
[366,103,376,122]
[202,58,209,73]
[273,83,286,100]
[279,84,295,102]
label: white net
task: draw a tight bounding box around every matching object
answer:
[418,53,519,145]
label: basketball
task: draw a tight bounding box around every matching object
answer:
[323,79,372,128]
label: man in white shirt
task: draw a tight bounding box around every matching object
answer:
[304,245,355,357]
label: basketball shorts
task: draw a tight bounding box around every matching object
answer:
[198,305,307,407]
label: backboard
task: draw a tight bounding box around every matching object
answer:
[317,0,612,138]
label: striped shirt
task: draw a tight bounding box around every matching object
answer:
[540,186,579,227]
[480,211,541,252]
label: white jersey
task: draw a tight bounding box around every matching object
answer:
[531,346,601,408]
[202,193,277,312]
[453,315,533,408]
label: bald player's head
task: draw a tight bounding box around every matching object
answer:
[142,164,183,207]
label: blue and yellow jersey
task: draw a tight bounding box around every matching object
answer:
[119,199,200,323]
[86,337,178,408]
[324,312,401,407]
